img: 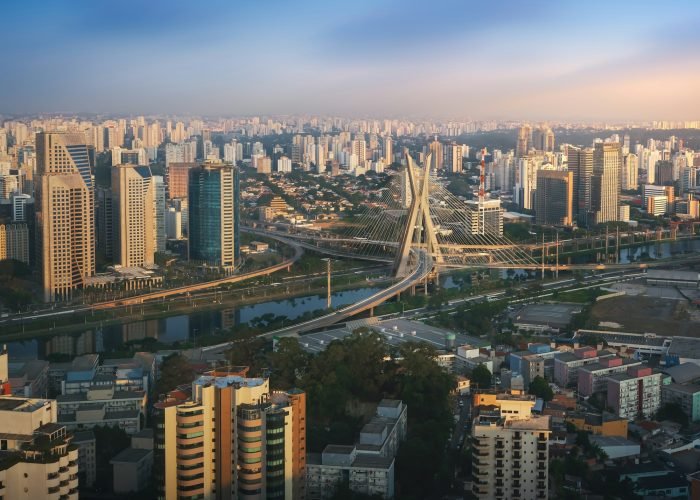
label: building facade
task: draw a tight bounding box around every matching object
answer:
[188,162,239,271]
[154,370,306,500]
[471,392,549,500]
[534,170,573,226]
[36,132,95,302]
[112,164,155,267]
[607,366,662,420]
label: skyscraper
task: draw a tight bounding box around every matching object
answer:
[535,170,574,226]
[429,137,443,170]
[36,132,95,302]
[568,146,594,227]
[112,164,155,267]
[383,136,393,165]
[153,175,166,252]
[621,153,639,191]
[515,124,532,157]
[188,162,239,272]
[154,369,306,500]
[591,142,622,225]
[532,125,555,152]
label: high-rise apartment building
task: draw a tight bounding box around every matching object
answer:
[535,170,573,226]
[153,370,306,500]
[112,165,155,267]
[0,394,80,499]
[277,156,292,173]
[516,124,532,158]
[607,366,662,420]
[36,132,95,302]
[384,136,393,165]
[532,126,554,152]
[0,223,30,263]
[622,153,639,191]
[471,392,550,500]
[188,162,239,272]
[449,144,464,173]
[429,137,443,170]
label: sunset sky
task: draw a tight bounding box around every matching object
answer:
[2,0,699,120]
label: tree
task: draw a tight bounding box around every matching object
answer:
[528,376,554,401]
[469,364,492,390]
[155,353,194,396]
[267,337,311,390]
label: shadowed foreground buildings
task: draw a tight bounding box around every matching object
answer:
[154,369,306,499]
[0,396,79,499]
[306,399,407,499]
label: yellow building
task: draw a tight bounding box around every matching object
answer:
[154,370,306,499]
[112,164,155,267]
[565,413,628,437]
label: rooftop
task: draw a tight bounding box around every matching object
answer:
[662,363,700,384]
[299,318,487,354]
[194,374,266,389]
[0,397,52,413]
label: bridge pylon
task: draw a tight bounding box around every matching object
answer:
[393,151,444,277]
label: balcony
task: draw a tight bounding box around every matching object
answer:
[538,481,546,489]
[472,487,488,496]
[513,451,521,459]
[537,492,547,499]
[513,490,521,498]
[495,451,504,459]
[496,461,504,468]
[538,453,546,460]
[513,481,521,489]
[513,442,522,450]
[495,480,504,487]
[473,449,489,457]
[537,443,547,451]
[473,439,488,448]
[538,463,547,471]
[538,472,546,480]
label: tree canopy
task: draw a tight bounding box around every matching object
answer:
[528,376,554,401]
[469,364,492,390]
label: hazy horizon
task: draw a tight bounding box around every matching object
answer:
[3,0,700,121]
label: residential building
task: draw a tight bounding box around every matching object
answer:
[36,132,95,302]
[516,124,532,157]
[112,164,155,267]
[277,155,292,173]
[8,358,49,397]
[56,386,146,434]
[188,162,239,272]
[534,170,573,226]
[553,347,615,387]
[471,391,550,499]
[607,366,662,419]
[307,399,407,499]
[153,369,306,500]
[0,396,79,499]
[577,357,643,397]
[622,153,639,190]
[73,430,96,488]
[661,383,700,422]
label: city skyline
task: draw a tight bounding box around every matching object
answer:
[3,0,700,121]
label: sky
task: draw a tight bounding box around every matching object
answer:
[2,0,700,121]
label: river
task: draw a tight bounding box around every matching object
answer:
[6,287,382,360]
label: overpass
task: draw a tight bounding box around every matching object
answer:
[91,231,304,309]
